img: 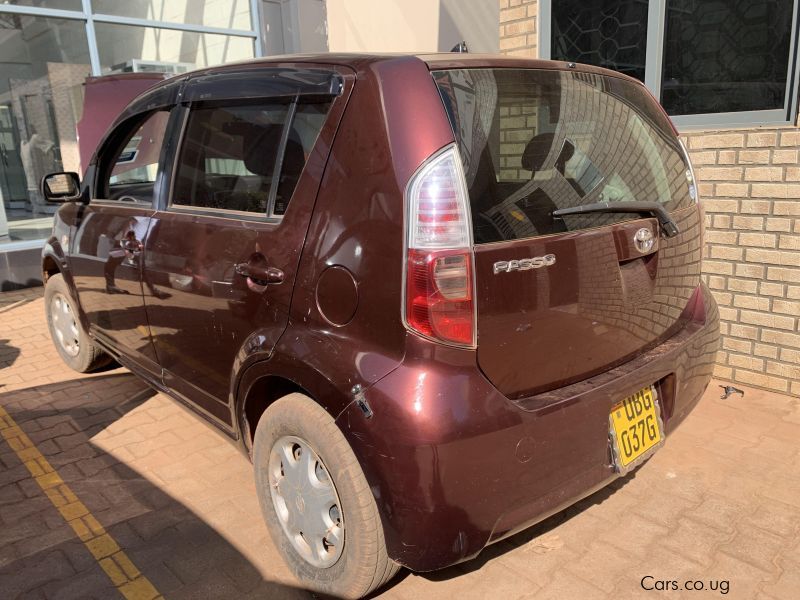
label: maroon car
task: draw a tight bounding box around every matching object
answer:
[40,54,719,598]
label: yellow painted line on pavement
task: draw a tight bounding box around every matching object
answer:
[0,405,162,600]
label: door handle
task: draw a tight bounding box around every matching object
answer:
[234,262,284,285]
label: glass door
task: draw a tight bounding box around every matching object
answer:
[0,104,28,209]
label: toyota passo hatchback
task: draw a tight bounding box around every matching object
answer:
[41,54,719,598]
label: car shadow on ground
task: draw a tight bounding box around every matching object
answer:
[0,373,309,600]
[1,370,638,599]
[0,292,39,312]
[0,338,21,374]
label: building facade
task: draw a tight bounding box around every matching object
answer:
[0,0,263,286]
[5,1,789,395]
[500,0,800,397]
[0,0,497,288]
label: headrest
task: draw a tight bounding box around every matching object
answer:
[521,133,575,173]
[243,125,305,177]
[243,125,283,176]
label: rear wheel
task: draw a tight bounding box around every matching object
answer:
[253,393,399,599]
[45,273,111,372]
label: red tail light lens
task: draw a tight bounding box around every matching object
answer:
[406,249,473,345]
[404,145,476,347]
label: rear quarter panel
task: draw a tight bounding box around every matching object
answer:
[273,56,456,416]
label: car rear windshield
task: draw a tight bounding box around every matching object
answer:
[432,68,694,244]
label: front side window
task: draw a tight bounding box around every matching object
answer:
[98,110,170,204]
[171,100,329,216]
[434,68,692,244]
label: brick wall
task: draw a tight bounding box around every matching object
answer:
[499,0,537,57]
[498,0,800,398]
[683,129,800,397]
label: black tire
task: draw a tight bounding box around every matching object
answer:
[253,393,399,599]
[44,273,112,373]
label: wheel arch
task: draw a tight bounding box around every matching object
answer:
[234,358,353,457]
[239,374,309,454]
[42,238,67,282]
[42,239,92,332]
[42,254,60,282]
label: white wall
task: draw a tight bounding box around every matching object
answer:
[324,0,498,53]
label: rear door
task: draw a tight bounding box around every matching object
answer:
[433,68,701,398]
[69,108,173,376]
[142,67,352,426]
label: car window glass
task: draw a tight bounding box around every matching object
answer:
[433,69,692,244]
[99,110,170,204]
[275,102,329,215]
[172,100,330,216]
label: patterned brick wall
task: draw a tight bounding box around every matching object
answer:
[683,129,800,397]
[499,0,537,57]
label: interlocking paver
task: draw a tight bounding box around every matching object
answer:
[745,499,800,539]
[1,549,77,598]
[1,286,800,599]
[562,541,637,593]
[711,552,775,599]
[720,523,788,574]
[762,558,800,599]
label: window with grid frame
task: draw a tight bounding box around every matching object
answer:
[542,0,799,128]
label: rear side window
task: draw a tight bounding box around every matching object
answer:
[433,69,693,244]
[172,100,330,216]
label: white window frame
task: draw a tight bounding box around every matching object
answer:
[0,0,264,77]
[539,0,800,129]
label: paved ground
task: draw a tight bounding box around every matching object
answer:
[1,286,799,600]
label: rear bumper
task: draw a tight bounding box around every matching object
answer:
[336,283,719,572]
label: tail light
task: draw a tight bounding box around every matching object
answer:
[679,139,698,203]
[404,145,476,348]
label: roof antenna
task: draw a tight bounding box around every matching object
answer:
[451,41,469,53]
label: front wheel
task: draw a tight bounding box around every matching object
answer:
[44,273,111,372]
[253,393,399,599]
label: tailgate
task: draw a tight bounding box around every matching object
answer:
[433,67,701,398]
[473,209,702,397]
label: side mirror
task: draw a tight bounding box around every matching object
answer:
[41,172,82,203]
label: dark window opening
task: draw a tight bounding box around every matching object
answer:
[172,100,330,216]
[661,0,794,115]
[551,0,649,83]
[549,0,797,118]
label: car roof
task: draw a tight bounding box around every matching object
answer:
[173,53,642,86]
[417,52,635,80]
[118,52,644,124]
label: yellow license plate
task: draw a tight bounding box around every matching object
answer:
[609,385,663,468]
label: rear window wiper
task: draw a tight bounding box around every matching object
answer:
[552,201,680,238]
